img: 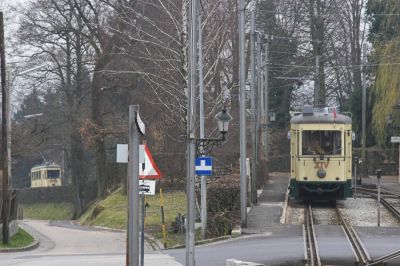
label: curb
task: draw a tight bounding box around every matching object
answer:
[71,220,126,233]
[0,238,40,253]
[73,222,162,251]
[169,235,232,249]
[226,259,265,266]
[279,176,291,224]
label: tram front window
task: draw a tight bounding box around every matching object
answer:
[302,130,341,155]
[47,170,60,179]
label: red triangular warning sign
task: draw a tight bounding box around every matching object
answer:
[139,145,162,179]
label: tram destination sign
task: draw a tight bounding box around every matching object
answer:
[391,136,400,143]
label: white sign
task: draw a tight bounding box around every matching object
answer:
[391,136,400,143]
[116,144,162,179]
[116,144,128,163]
[139,180,156,195]
[116,144,145,164]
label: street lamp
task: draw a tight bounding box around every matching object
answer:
[196,108,232,156]
[269,111,276,122]
[215,109,232,136]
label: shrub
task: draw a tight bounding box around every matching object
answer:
[204,174,240,237]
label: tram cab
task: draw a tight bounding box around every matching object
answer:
[289,106,352,200]
[30,163,62,188]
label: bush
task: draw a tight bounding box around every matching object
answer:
[204,174,240,238]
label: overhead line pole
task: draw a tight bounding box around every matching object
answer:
[361,43,367,182]
[263,35,270,184]
[314,54,320,107]
[250,11,257,205]
[198,13,207,240]
[186,0,197,264]
[238,0,247,227]
[0,11,10,245]
[256,32,263,187]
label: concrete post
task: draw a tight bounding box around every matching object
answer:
[250,11,257,205]
[186,0,197,264]
[238,0,247,228]
[127,105,140,266]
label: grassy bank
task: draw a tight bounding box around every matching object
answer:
[21,203,74,220]
[0,229,34,249]
[79,188,192,246]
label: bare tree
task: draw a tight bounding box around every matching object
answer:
[16,0,93,216]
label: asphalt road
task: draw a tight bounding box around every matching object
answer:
[1,220,180,266]
[165,225,305,266]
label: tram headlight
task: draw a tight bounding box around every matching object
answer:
[317,169,326,178]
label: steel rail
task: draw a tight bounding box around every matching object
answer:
[336,207,370,265]
[380,197,400,219]
[357,187,400,198]
[304,204,321,266]
[358,189,400,220]
[368,248,400,265]
[355,189,400,265]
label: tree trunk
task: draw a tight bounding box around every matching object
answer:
[91,63,107,199]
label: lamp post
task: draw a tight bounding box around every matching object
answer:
[198,108,231,240]
[196,109,232,156]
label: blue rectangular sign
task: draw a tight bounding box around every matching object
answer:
[195,157,213,176]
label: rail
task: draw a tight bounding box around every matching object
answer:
[356,187,400,264]
[357,188,400,220]
[335,207,370,265]
[368,249,400,265]
[304,204,321,266]
[357,187,400,198]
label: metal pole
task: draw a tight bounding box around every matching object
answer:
[377,177,381,227]
[238,0,247,228]
[0,11,10,245]
[250,11,257,205]
[398,144,400,183]
[127,105,140,266]
[361,43,367,182]
[198,13,207,240]
[140,192,145,266]
[314,55,320,107]
[256,33,262,188]
[354,160,357,199]
[354,157,358,199]
[256,32,262,165]
[186,0,197,264]
[264,35,270,184]
[376,169,381,227]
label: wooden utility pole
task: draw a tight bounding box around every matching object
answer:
[0,11,10,245]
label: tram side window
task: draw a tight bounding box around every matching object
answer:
[47,170,60,179]
[302,130,342,155]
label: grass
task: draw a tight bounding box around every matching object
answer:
[0,228,34,249]
[21,202,74,220]
[79,188,189,246]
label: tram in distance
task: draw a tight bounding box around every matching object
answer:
[30,163,62,188]
[288,105,353,201]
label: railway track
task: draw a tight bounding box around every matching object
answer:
[357,187,400,220]
[304,203,321,266]
[304,200,400,265]
[335,206,370,265]
[355,187,400,265]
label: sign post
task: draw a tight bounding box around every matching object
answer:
[127,105,144,266]
[376,169,382,227]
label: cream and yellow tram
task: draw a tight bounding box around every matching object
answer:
[289,106,352,200]
[30,163,62,188]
